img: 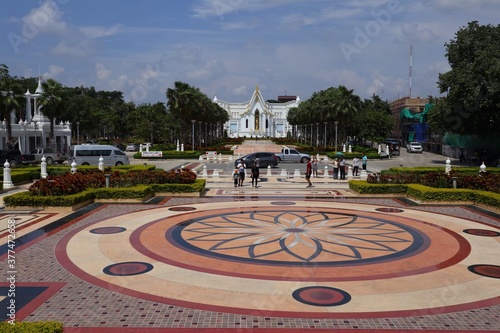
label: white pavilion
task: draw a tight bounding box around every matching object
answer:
[0,77,72,154]
[215,85,299,138]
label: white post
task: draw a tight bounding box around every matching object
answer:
[71,160,77,174]
[348,145,352,153]
[199,155,204,161]
[280,169,287,177]
[293,169,301,178]
[41,156,48,179]
[480,162,486,174]
[378,144,382,154]
[323,165,329,179]
[3,161,14,189]
[181,143,184,152]
[267,165,272,176]
[212,169,220,178]
[202,165,207,177]
[360,169,368,180]
[343,144,346,152]
[176,140,180,151]
[98,156,104,171]
[218,153,222,162]
[445,158,451,174]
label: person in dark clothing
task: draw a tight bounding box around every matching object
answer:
[251,162,260,187]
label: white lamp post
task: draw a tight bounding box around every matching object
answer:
[191,120,196,151]
[324,122,328,147]
[334,121,339,152]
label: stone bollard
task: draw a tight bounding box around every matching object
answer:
[105,174,111,188]
[445,158,451,174]
[267,165,272,177]
[346,165,351,180]
[71,160,77,174]
[323,165,329,179]
[202,165,208,177]
[212,169,220,178]
[199,155,204,161]
[98,156,104,171]
[229,155,233,162]
[181,143,184,152]
[360,169,368,180]
[293,169,301,178]
[280,169,287,177]
[41,156,48,179]
[218,153,222,162]
[3,161,14,189]
[480,162,486,174]
[348,145,352,153]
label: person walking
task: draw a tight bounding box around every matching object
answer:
[339,157,346,180]
[312,157,318,178]
[251,162,260,187]
[237,162,246,186]
[232,169,239,187]
[362,154,368,171]
[352,156,360,176]
[333,158,339,180]
[305,157,313,187]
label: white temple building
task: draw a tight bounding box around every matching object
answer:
[0,77,72,154]
[215,86,299,138]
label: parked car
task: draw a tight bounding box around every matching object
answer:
[125,143,138,152]
[407,142,423,153]
[234,152,278,168]
[386,140,400,156]
[0,149,36,167]
[274,147,310,163]
[30,148,68,165]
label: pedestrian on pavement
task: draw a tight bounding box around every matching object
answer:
[352,156,360,176]
[251,162,260,187]
[232,169,239,187]
[238,163,246,186]
[305,157,313,187]
[333,158,339,180]
[362,154,368,171]
[312,157,318,178]
[339,157,346,180]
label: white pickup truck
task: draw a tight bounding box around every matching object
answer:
[30,148,69,165]
[274,147,310,163]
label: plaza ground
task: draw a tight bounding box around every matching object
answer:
[0,141,498,332]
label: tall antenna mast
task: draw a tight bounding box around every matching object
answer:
[409,44,413,98]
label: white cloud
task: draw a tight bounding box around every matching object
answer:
[191,0,295,18]
[231,85,248,96]
[22,0,67,34]
[401,23,438,43]
[96,63,111,80]
[42,65,65,79]
[52,40,90,56]
[79,24,122,38]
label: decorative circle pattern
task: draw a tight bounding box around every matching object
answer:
[169,209,426,266]
[467,264,500,279]
[103,262,153,276]
[463,229,500,237]
[293,286,351,307]
[375,208,404,213]
[89,227,126,234]
[169,206,196,211]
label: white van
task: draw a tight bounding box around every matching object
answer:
[69,144,130,166]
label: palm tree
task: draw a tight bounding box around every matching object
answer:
[38,78,64,148]
[0,78,24,149]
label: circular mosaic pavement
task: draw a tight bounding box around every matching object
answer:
[56,201,500,318]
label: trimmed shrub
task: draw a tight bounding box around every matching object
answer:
[0,321,63,333]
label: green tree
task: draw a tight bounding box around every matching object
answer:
[0,65,24,148]
[38,78,65,148]
[429,21,500,136]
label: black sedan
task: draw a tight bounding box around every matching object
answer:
[234,152,279,168]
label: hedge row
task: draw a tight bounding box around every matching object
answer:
[384,166,500,175]
[0,321,63,332]
[349,180,500,209]
[3,179,206,208]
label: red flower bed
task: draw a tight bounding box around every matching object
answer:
[29,168,197,196]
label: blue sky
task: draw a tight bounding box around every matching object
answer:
[1,0,499,105]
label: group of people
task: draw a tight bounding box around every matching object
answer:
[233,161,260,187]
[305,154,367,186]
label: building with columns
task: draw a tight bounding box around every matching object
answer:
[0,77,72,154]
[214,86,299,138]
